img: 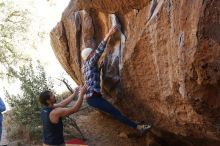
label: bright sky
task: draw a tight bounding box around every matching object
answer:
[0,0,77,109]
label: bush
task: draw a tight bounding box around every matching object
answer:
[5,60,54,143]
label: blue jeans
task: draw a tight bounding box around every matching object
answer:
[0,114,2,140]
[87,96,137,128]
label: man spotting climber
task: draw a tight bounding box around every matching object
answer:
[39,85,87,146]
[81,25,151,133]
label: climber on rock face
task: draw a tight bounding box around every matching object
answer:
[81,25,151,134]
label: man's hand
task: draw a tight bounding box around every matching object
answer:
[53,86,80,108]
[104,25,119,42]
[74,87,80,95]
[79,84,88,97]
[51,85,88,122]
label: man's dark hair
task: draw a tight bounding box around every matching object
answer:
[39,90,52,106]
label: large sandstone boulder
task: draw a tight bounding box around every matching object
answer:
[50,0,220,144]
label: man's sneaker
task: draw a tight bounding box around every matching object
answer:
[137,124,152,134]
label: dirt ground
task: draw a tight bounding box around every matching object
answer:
[68,107,149,146]
[66,107,220,146]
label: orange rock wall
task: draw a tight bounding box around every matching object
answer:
[50,0,220,140]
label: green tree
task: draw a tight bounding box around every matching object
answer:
[5,60,54,141]
[0,0,31,78]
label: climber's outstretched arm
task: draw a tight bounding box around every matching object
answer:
[103,25,118,42]
[89,25,119,66]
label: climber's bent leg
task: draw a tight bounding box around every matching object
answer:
[87,96,137,128]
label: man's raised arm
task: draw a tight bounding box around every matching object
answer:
[53,87,79,108]
[50,85,87,124]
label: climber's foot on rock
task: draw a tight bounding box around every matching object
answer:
[137,124,152,134]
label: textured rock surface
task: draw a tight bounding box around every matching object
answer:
[50,0,220,144]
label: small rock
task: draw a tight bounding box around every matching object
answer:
[118,132,128,138]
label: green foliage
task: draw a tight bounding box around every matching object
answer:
[5,60,54,141]
[0,0,32,78]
